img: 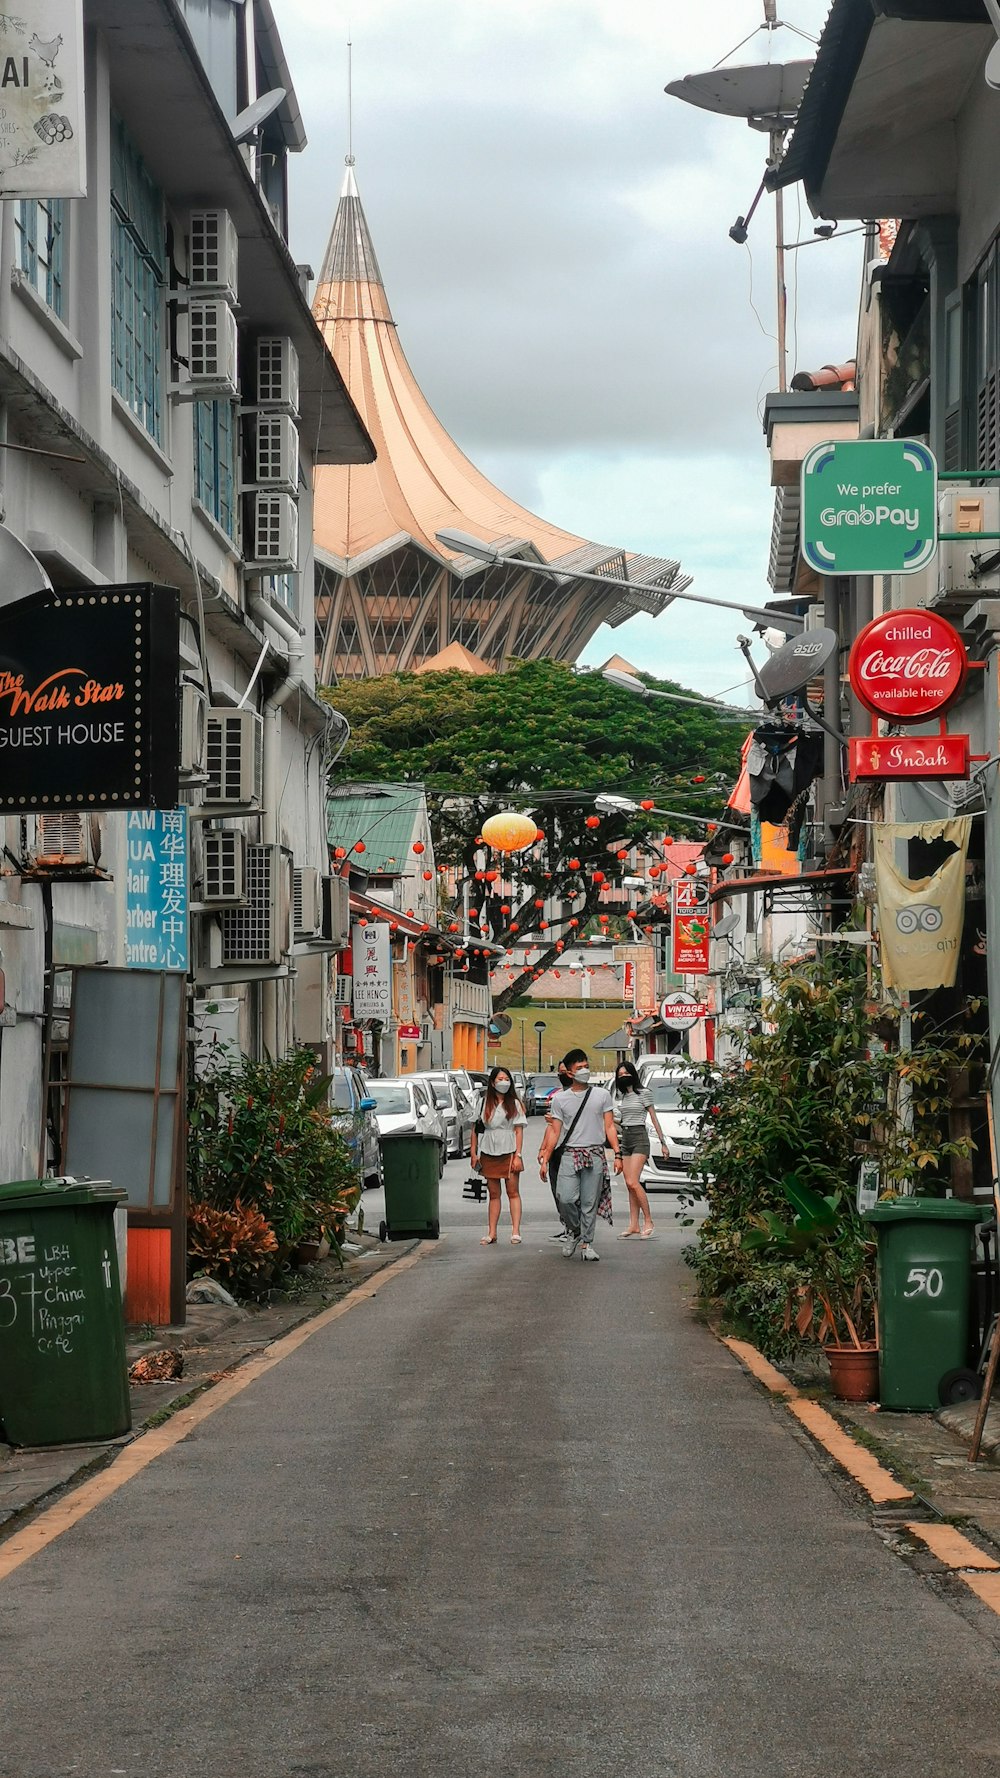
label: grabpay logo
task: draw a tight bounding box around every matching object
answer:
[820,479,919,530]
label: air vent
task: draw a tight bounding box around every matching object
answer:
[203,708,263,809]
[247,492,299,570]
[252,414,299,493]
[220,843,292,966]
[35,811,90,865]
[293,866,322,939]
[256,335,299,414]
[189,209,239,301]
[189,299,239,393]
[203,829,246,906]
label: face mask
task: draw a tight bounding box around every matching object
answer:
[574,1068,591,1085]
[617,1076,629,1086]
[495,1077,511,1092]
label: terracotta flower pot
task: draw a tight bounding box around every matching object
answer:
[826,1343,879,1403]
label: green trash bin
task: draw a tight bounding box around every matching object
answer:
[0,1177,131,1447]
[866,1197,984,1411]
[378,1132,441,1241]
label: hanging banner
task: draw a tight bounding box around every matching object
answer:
[873,818,971,990]
[351,921,391,1021]
[0,2,86,199]
[671,878,710,975]
[630,945,657,1015]
[125,808,188,972]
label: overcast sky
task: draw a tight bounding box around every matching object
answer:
[278,0,859,701]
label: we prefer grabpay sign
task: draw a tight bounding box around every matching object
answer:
[801,438,937,576]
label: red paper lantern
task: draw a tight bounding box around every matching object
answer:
[706,824,717,835]
[475,835,484,845]
[616,849,628,860]
[421,922,429,932]
[500,903,510,915]
[643,924,653,933]
[593,871,605,884]
[539,920,548,930]
[568,857,581,871]
[599,914,609,924]
[685,863,697,877]
[534,897,545,908]
[449,922,459,932]
[354,841,366,854]
[568,918,579,928]
[585,816,601,829]
[485,870,499,882]
[510,922,519,932]
[722,852,734,866]
[333,846,346,859]
[692,775,706,784]
[555,941,564,951]
[413,841,425,854]
[406,908,414,917]
[422,870,433,880]
[663,836,674,847]
[640,798,654,811]
[649,865,661,878]
[474,871,485,881]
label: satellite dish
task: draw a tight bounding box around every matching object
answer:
[987,40,1000,89]
[231,88,287,145]
[713,912,740,939]
[756,627,839,703]
[665,59,813,129]
[0,526,52,607]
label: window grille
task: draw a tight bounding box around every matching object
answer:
[110,115,165,442]
[194,399,236,537]
[15,198,64,316]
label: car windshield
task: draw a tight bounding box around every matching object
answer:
[420,1079,451,1107]
[533,1075,560,1092]
[368,1082,410,1114]
[648,1078,687,1111]
[331,1071,354,1112]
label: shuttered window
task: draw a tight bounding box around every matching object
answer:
[110,115,165,442]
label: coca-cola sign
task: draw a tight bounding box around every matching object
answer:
[847,609,967,721]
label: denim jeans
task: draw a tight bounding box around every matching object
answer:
[556,1150,604,1245]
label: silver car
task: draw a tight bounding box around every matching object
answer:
[639,1071,702,1189]
[412,1071,475,1158]
[366,1077,447,1177]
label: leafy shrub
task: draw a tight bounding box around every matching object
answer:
[187,1199,279,1298]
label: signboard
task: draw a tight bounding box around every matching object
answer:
[660,992,709,1031]
[0,583,179,811]
[630,945,657,1015]
[125,808,188,971]
[671,878,710,975]
[0,2,86,199]
[398,1022,421,1040]
[623,958,635,1002]
[800,438,937,575]
[847,609,967,722]
[849,734,969,782]
[352,921,391,1021]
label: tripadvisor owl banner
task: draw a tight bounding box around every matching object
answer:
[0,582,179,811]
[873,818,971,991]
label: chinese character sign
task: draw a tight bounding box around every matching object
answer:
[631,946,657,1016]
[125,809,188,972]
[671,878,710,976]
[351,921,391,1021]
[0,1,86,199]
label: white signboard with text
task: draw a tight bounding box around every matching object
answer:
[0,2,86,198]
[352,921,391,1022]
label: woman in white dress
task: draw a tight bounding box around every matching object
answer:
[470,1067,528,1245]
[612,1060,666,1238]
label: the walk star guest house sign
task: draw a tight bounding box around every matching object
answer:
[801,438,938,576]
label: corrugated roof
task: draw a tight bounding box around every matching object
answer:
[328,783,425,875]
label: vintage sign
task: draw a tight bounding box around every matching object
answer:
[125,809,188,972]
[801,438,937,575]
[849,734,970,782]
[0,583,179,810]
[847,608,967,723]
[351,921,392,1021]
[660,992,709,1030]
[671,878,710,976]
[0,2,86,199]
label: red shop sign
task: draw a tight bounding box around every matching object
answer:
[848,734,969,782]
[848,609,968,722]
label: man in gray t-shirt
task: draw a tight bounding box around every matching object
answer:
[539,1064,622,1261]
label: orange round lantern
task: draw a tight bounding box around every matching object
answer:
[585,816,601,829]
[534,897,545,908]
[616,849,628,860]
[482,811,538,854]
[334,846,346,859]
[568,918,579,928]
[568,857,581,871]
[640,798,654,811]
[413,841,425,855]
[422,870,433,880]
[663,835,674,847]
[722,852,734,866]
[685,863,697,877]
[539,920,548,930]
[534,828,545,843]
[593,870,605,884]
[449,922,459,932]
[599,914,609,925]
[354,841,365,854]
[692,775,706,784]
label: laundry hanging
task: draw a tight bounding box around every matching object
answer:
[873,818,971,991]
[747,726,824,826]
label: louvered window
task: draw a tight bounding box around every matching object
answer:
[975,244,1000,471]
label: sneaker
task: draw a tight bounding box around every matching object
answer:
[581,1244,600,1262]
[563,1234,580,1258]
[551,1229,568,1241]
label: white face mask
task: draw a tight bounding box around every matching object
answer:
[494,1077,511,1092]
[574,1068,591,1085]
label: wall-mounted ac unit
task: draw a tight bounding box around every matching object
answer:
[189,299,239,394]
[203,708,263,810]
[189,209,239,302]
[322,874,351,949]
[180,682,206,777]
[293,866,323,939]
[256,335,299,414]
[937,485,1000,602]
[246,492,299,570]
[33,811,95,867]
[203,829,246,906]
[252,414,299,494]
[220,844,292,966]
[885,559,939,612]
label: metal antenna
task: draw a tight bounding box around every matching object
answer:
[346,34,355,166]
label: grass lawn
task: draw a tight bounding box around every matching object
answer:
[489,1004,629,1075]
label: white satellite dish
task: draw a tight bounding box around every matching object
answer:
[665,59,813,129]
[714,912,740,939]
[231,88,287,145]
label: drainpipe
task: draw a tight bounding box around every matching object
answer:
[251,597,305,1061]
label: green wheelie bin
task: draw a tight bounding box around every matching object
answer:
[378,1132,442,1241]
[866,1197,984,1411]
[0,1177,131,1446]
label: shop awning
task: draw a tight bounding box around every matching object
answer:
[711,867,855,903]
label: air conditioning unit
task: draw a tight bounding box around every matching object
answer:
[937,484,1000,602]
[34,811,94,866]
[884,559,939,612]
[252,414,299,494]
[202,829,246,906]
[293,866,323,939]
[322,874,351,949]
[256,335,299,414]
[247,492,299,570]
[188,299,239,394]
[220,843,292,966]
[180,682,206,777]
[189,209,239,302]
[203,708,263,809]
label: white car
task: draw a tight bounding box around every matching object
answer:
[639,1070,702,1188]
[366,1077,447,1173]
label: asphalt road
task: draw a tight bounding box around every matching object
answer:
[4,1123,1000,1777]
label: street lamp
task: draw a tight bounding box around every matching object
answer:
[594,791,740,836]
[534,1018,547,1071]
[600,666,759,720]
[435,527,804,634]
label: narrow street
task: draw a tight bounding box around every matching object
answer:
[4,1129,1000,1778]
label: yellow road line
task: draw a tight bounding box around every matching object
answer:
[903,1522,1000,1572]
[723,1337,800,1398]
[959,1570,1000,1615]
[0,1245,428,1584]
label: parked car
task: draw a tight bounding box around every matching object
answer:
[366,1077,447,1177]
[636,1052,682,1085]
[526,1072,562,1116]
[412,1071,476,1158]
[639,1070,702,1188]
[330,1064,382,1190]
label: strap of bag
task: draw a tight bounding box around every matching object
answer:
[554,1086,593,1155]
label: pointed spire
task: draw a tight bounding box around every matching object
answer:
[315,160,392,326]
